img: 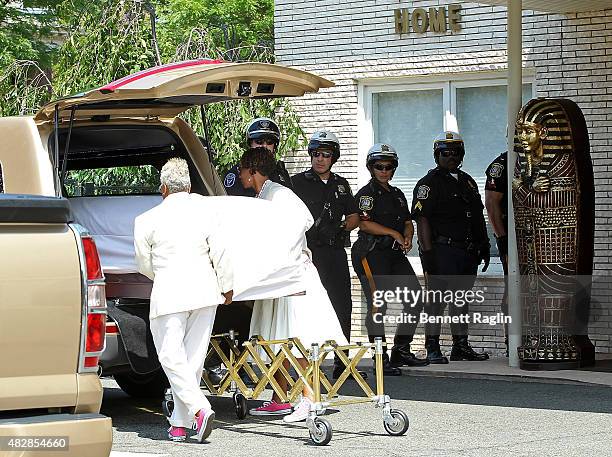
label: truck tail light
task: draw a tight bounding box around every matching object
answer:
[82,237,103,280]
[84,302,106,368]
[71,226,108,374]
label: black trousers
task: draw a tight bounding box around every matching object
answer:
[424,244,478,339]
[310,245,353,342]
[501,254,508,315]
[352,247,424,352]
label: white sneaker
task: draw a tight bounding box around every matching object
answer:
[283,397,312,423]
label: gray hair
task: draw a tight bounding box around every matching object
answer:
[160,158,191,193]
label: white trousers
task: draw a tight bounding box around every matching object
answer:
[150,306,217,427]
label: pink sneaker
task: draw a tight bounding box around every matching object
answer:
[167,426,186,442]
[192,408,215,442]
[249,401,293,416]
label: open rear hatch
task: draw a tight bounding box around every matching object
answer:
[38,61,333,374]
[35,60,334,121]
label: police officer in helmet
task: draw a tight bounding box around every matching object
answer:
[352,143,429,376]
[412,131,490,363]
[212,117,291,387]
[292,131,367,380]
[222,117,292,196]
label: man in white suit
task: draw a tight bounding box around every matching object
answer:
[134,158,233,443]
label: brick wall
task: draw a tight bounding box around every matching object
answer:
[275,1,612,355]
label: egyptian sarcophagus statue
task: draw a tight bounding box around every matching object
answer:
[512,98,595,370]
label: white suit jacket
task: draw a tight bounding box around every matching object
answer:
[134,192,233,319]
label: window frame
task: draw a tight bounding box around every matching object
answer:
[356,71,536,276]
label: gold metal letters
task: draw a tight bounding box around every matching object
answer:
[394,4,461,35]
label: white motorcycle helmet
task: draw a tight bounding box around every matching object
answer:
[308,130,341,162]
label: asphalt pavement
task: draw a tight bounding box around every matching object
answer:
[102,367,612,457]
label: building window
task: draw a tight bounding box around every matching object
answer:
[360,75,534,270]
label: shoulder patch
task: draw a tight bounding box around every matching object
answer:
[489,163,504,178]
[224,173,236,188]
[416,185,430,200]
[359,195,374,211]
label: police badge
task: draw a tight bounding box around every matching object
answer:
[416,185,430,200]
[359,196,374,211]
[224,173,236,188]
[489,163,504,178]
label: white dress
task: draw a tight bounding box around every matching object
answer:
[249,181,349,358]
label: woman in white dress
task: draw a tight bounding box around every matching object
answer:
[239,147,349,422]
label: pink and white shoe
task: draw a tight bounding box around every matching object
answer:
[167,426,186,442]
[193,408,215,442]
[283,397,313,423]
[249,401,293,416]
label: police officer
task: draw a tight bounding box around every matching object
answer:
[412,131,490,363]
[485,151,509,355]
[213,117,292,386]
[292,131,367,380]
[222,117,292,196]
[351,144,429,376]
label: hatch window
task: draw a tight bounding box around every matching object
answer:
[65,165,160,197]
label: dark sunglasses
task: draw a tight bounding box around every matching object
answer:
[440,149,462,158]
[373,163,396,171]
[312,151,333,159]
[254,138,276,146]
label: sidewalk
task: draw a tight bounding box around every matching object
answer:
[395,355,612,387]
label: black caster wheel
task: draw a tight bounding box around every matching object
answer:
[162,399,174,418]
[309,417,332,446]
[383,409,409,436]
[233,393,248,420]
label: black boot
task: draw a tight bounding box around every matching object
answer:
[374,353,401,376]
[425,336,449,364]
[204,365,226,385]
[450,337,489,361]
[390,344,429,367]
[333,351,368,379]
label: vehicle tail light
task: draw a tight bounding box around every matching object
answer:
[82,237,103,280]
[74,230,107,373]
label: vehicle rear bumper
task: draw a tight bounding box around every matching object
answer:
[0,413,112,457]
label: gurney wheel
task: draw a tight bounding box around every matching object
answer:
[309,417,332,446]
[233,393,248,420]
[383,409,409,436]
[162,399,174,418]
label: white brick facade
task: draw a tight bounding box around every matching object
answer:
[275,1,612,355]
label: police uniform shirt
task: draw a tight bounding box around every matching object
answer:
[355,179,411,234]
[223,160,293,197]
[485,151,508,230]
[412,167,486,242]
[292,170,358,239]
